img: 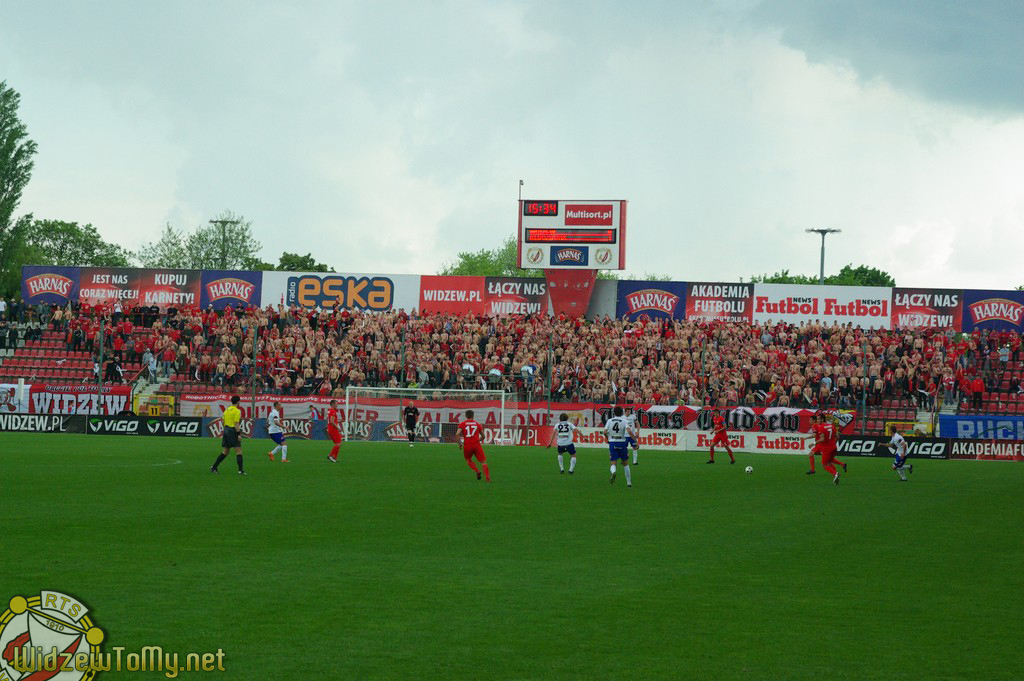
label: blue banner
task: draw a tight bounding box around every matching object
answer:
[21,266,80,305]
[200,270,263,310]
[961,290,1024,332]
[616,280,687,320]
[938,413,1024,440]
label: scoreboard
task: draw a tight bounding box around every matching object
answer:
[517,200,627,270]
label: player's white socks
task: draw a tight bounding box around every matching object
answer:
[569,456,576,473]
[610,464,616,475]
[271,445,282,455]
[557,454,564,472]
[624,465,632,485]
[632,452,638,465]
[897,467,906,480]
[281,445,288,462]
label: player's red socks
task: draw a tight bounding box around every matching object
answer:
[808,454,816,472]
[708,446,715,462]
[466,459,480,474]
[727,447,735,463]
[330,444,340,460]
[823,463,837,475]
[482,464,490,482]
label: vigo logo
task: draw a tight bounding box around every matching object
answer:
[837,439,879,454]
[625,289,679,315]
[205,278,256,303]
[88,418,139,434]
[969,298,1024,325]
[146,420,201,436]
[25,274,74,299]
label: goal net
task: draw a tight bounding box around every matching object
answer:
[344,386,520,445]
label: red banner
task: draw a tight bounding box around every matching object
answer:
[419,276,549,316]
[891,288,962,331]
[28,384,133,415]
[78,268,202,308]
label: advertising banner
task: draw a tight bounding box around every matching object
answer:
[752,284,892,329]
[591,404,857,435]
[260,271,421,312]
[948,439,1024,461]
[960,290,1024,332]
[0,383,29,413]
[890,288,963,331]
[835,435,949,460]
[85,415,203,437]
[0,414,86,433]
[199,270,263,309]
[135,269,202,308]
[616,281,687,320]
[77,268,141,307]
[202,416,330,441]
[938,413,1024,440]
[21,266,80,306]
[419,276,548,316]
[685,283,754,323]
[28,384,133,415]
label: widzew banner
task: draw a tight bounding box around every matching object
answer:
[684,282,754,323]
[890,288,963,331]
[419,276,549,316]
[751,284,892,329]
[28,384,133,415]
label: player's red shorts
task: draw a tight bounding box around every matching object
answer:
[327,425,342,444]
[821,447,837,464]
[463,443,486,462]
[711,432,729,446]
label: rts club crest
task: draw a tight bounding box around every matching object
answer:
[0,591,104,680]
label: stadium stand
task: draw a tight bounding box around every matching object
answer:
[0,302,1021,434]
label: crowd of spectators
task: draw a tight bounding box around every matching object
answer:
[2,296,1021,411]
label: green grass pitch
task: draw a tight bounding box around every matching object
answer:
[2,434,1022,680]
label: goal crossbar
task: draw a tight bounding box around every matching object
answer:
[343,386,509,444]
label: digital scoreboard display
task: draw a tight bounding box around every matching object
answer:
[518,199,627,270]
[524,228,617,244]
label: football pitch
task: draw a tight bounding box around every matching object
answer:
[3,434,1022,681]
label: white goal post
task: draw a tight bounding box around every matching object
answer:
[344,386,513,445]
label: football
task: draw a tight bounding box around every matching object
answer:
[744,466,753,474]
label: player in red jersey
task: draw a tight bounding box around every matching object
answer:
[706,411,735,464]
[326,399,342,462]
[457,409,490,482]
[817,411,847,485]
[804,412,823,475]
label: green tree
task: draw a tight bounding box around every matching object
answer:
[22,220,131,267]
[440,236,621,279]
[137,211,262,270]
[0,81,38,289]
[750,264,895,287]
[276,251,330,272]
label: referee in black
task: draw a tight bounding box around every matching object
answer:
[211,395,246,475]
[404,401,419,447]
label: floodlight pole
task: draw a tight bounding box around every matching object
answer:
[209,219,241,270]
[518,180,523,202]
[805,228,841,285]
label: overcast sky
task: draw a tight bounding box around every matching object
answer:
[2,0,1022,288]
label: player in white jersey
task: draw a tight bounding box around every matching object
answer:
[546,413,578,474]
[889,431,912,481]
[625,412,641,465]
[605,406,632,487]
[267,402,289,462]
